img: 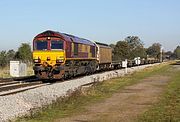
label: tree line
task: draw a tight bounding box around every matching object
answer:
[0,43,32,68]
[110,36,180,61]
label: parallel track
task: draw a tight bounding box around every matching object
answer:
[0,83,50,96]
[0,75,44,96]
[0,75,37,82]
[0,81,42,93]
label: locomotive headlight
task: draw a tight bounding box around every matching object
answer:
[34,59,39,63]
[33,56,41,63]
[56,59,64,63]
[34,58,41,63]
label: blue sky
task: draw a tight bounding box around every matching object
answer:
[0,0,179,51]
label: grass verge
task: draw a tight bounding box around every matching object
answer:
[0,65,34,78]
[138,64,180,122]
[16,63,172,122]
[0,67,10,78]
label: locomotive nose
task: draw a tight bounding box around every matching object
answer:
[33,50,65,66]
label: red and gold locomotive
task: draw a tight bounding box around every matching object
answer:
[33,30,112,79]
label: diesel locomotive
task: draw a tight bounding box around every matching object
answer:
[33,30,112,79]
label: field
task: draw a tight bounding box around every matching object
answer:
[16,62,180,122]
[0,67,10,78]
[0,65,34,78]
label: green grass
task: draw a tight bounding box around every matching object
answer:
[16,63,172,122]
[138,64,180,122]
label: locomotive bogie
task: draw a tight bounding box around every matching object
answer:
[64,59,97,79]
[33,65,64,79]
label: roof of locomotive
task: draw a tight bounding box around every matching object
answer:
[34,30,63,39]
[62,33,95,46]
[34,30,95,46]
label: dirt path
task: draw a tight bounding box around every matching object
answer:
[56,74,170,122]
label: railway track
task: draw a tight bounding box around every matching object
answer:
[0,83,50,96]
[0,75,46,96]
[0,73,94,96]
[0,81,42,92]
[0,75,37,82]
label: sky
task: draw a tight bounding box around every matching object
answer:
[0,0,179,51]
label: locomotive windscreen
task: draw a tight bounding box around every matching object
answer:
[35,40,48,50]
[51,40,63,50]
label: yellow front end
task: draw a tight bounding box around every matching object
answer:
[33,50,65,79]
[33,50,65,66]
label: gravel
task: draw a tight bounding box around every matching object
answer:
[0,63,160,122]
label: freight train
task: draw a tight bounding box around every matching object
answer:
[32,30,159,79]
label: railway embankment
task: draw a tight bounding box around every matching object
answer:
[0,63,160,121]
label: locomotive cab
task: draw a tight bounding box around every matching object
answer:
[33,32,66,79]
